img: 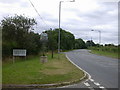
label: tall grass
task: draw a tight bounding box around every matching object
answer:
[89,46,119,58]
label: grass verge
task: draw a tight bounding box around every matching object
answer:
[89,50,118,59]
[3,53,85,87]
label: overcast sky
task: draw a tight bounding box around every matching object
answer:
[0,0,119,45]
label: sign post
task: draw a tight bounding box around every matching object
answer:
[40,32,48,63]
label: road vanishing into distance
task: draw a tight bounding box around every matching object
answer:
[64,49,118,89]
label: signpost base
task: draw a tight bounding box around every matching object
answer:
[40,56,48,63]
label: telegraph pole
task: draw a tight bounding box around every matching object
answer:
[58,1,62,54]
[58,0,75,54]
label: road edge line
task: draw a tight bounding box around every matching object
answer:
[66,54,91,82]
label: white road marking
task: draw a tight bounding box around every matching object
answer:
[94,82,100,86]
[90,79,94,82]
[66,54,107,89]
[84,82,90,87]
[66,55,91,81]
[99,86,105,88]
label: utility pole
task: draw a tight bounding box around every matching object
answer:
[58,1,62,54]
[58,0,75,54]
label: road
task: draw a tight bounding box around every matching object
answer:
[64,49,118,89]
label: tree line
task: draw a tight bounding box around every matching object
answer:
[1,15,87,59]
[2,15,118,60]
[0,15,99,59]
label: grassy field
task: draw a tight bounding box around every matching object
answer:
[89,46,119,59]
[90,50,118,58]
[3,53,85,85]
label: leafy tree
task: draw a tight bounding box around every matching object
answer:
[105,44,115,47]
[74,38,86,49]
[45,28,75,52]
[95,44,100,47]
[1,15,40,59]
[86,40,96,47]
[45,29,57,58]
[60,29,75,50]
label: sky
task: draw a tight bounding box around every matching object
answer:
[0,0,119,45]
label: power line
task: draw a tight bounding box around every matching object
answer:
[28,0,50,29]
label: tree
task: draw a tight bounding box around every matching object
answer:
[59,29,75,50]
[105,44,115,47]
[86,40,96,47]
[45,28,75,52]
[1,15,40,59]
[45,29,57,58]
[74,38,86,49]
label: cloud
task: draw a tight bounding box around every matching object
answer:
[0,0,20,4]
[0,0,29,8]
[58,2,118,45]
[0,0,118,45]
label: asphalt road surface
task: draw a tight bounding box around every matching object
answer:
[64,49,118,89]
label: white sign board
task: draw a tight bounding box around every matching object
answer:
[13,49,26,56]
[40,33,48,41]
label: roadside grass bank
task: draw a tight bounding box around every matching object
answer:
[3,53,85,88]
[88,46,119,59]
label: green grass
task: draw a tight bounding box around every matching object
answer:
[3,53,84,85]
[90,50,118,59]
